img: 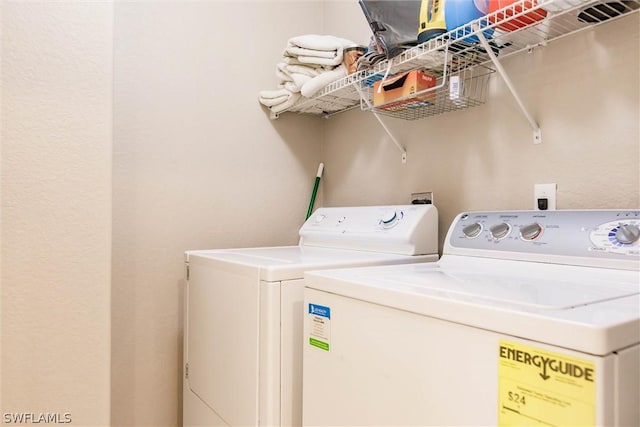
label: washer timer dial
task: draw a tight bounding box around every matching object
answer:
[615,224,640,244]
[590,219,640,255]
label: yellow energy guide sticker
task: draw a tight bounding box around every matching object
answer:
[498,340,595,426]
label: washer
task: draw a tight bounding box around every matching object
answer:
[183,204,438,427]
[303,209,640,427]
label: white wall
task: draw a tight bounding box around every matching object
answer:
[322,5,640,248]
[111,1,324,425]
[1,1,113,425]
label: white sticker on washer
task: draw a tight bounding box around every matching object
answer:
[308,303,331,351]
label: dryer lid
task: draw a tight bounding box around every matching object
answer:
[186,245,436,282]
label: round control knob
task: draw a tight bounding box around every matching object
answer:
[615,224,640,244]
[520,223,543,241]
[314,214,326,223]
[380,211,401,229]
[489,223,511,240]
[462,222,483,238]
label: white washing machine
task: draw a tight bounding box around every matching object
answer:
[183,204,439,427]
[303,209,640,427]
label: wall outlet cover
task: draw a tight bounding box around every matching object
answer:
[534,183,557,210]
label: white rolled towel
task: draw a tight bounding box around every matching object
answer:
[269,92,301,114]
[259,88,290,99]
[300,65,347,98]
[276,63,293,84]
[284,34,357,67]
[292,53,343,67]
[285,46,338,59]
[285,63,322,77]
[276,62,313,93]
[260,94,289,107]
[281,56,305,66]
[291,73,313,91]
[258,89,301,114]
[281,74,313,93]
[259,88,291,107]
[288,34,357,52]
[277,61,321,79]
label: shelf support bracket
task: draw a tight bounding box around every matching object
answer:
[475,25,542,144]
[372,111,407,163]
[356,86,407,163]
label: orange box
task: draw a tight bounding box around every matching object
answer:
[373,70,437,111]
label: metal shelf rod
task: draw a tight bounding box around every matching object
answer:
[372,111,408,163]
[356,85,407,163]
[474,24,542,144]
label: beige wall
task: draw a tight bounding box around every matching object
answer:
[2,1,638,427]
[1,1,113,426]
[322,6,640,250]
[111,1,323,425]
[1,0,3,414]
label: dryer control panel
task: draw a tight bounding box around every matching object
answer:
[299,205,438,256]
[445,210,640,270]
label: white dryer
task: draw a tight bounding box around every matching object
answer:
[183,204,438,427]
[303,209,640,427]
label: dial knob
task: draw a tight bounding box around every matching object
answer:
[520,223,543,241]
[314,214,326,223]
[489,223,511,240]
[615,224,640,244]
[380,211,401,229]
[462,222,482,238]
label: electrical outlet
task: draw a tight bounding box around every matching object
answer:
[534,183,556,211]
[411,192,433,205]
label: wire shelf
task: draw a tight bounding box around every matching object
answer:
[361,65,495,120]
[276,0,639,119]
[281,72,364,117]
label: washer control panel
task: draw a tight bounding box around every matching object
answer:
[299,205,438,255]
[446,210,640,268]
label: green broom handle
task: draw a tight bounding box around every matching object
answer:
[306,163,324,220]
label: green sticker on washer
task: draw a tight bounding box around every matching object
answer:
[309,337,329,351]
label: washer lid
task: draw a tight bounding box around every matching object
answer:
[385,262,637,310]
[304,255,640,355]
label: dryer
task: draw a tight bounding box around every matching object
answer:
[183,204,438,427]
[303,209,640,426]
